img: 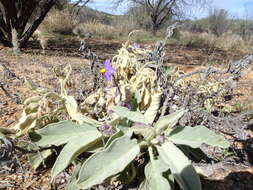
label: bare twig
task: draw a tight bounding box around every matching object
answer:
[13,144,57,154]
[0,62,21,80]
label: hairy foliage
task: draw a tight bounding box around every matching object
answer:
[4,24,253,190]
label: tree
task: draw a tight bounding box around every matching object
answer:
[238,5,253,41]
[126,4,152,30]
[0,0,90,53]
[115,0,207,35]
[208,8,230,36]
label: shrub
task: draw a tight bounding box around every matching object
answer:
[179,31,216,48]
[208,8,230,36]
[215,31,248,52]
[179,30,249,52]
[42,8,74,35]
[73,20,116,40]
[5,26,236,190]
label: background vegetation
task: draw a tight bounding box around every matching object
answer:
[30,1,253,53]
[1,1,253,190]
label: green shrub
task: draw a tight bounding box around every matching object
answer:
[8,29,231,190]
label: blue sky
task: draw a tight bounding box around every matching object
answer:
[87,0,253,18]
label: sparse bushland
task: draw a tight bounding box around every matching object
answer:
[177,30,251,53]
[35,7,163,44]
[31,5,253,53]
[1,24,253,190]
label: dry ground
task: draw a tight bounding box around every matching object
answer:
[0,38,253,190]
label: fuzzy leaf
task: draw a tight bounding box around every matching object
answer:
[77,135,140,189]
[51,131,102,179]
[66,163,82,190]
[28,149,52,170]
[64,95,100,126]
[105,129,124,148]
[131,126,156,141]
[24,103,39,115]
[0,127,16,135]
[155,109,187,134]
[23,96,42,105]
[144,91,162,124]
[140,158,171,190]
[14,112,37,135]
[112,106,150,125]
[156,141,201,190]
[168,126,229,148]
[30,120,98,147]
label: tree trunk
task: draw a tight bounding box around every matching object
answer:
[19,0,55,48]
[151,14,158,36]
[152,24,158,36]
[0,0,56,50]
[11,27,20,54]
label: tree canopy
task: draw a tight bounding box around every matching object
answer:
[0,0,90,53]
[115,0,208,35]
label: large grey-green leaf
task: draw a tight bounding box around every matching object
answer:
[155,109,187,134]
[28,149,52,169]
[131,126,156,141]
[51,131,102,179]
[77,135,140,189]
[156,141,201,190]
[140,162,171,190]
[168,126,229,148]
[140,155,171,190]
[30,120,98,147]
[105,129,124,148]
[115,119,133,137]
[112,106,149,125]
[65,163,82,190]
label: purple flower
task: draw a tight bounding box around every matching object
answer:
[133,122,150,127]
[101,59,115,81]
[133,43,140,48]
[120,101,131,110]
[156,135,166,144]
[99,124,115,137]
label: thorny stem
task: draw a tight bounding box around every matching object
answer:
[0,61,21,103]
[0,82,20,104]
[112,75,122,101]
[0,83,12,99]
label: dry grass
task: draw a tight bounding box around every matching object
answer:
[73,20,117,40]
[179,31,216,48]
[215,31,248,52]
[111,16,136,35]
[179,31,250,53]
[41,8,74,35]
